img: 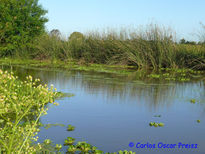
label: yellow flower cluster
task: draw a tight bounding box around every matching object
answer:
[0,69,59,153]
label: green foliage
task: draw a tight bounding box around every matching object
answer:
[0,0,48,57]
[17,23,205,70]
[44,123,65,129]
[65,141,103,153]
[179,38,197,45]
[33,33,70,61]
[190,99,196,103]
[175,44,205,70]
[55,144,62,151]
[44,139,52,145]
[197,120,201,123]
[68,31,86,59]
[0,1,204,71]
[149,122,164,127]
[0,70,59,153]
[64,137,75,145]
[67,124,75,131]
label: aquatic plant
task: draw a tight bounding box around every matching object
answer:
[118,150,136,154]
[158,123,165,127]
[55,144,62,151]
[44,139,52,145]
[44,123,65,129]
[197,120,201,123]
[148,74,160,78]
[149,122,164,127]
[190,99,196,103]
[149,122,154,126]
[64,137,75,145]
[76,142,91,153]
[67,145,77,153]
[94,149,104,154]
[154,123,159,127]
[67,124,75,131]
[154,115,161,117]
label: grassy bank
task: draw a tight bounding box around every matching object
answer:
[0,58,136,75]
[0,58,204,83]
[9,25,205,71]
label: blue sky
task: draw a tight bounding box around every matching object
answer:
[39,0,205,41]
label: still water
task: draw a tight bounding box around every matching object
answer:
[3,66,205,154]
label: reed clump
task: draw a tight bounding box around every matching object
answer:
[22,24,205,70]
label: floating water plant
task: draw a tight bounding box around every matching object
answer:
[148,74,160,78]
[94,149,104,154]
[44,123,65,129]
[118,150,136,154]
[154,115,161,117]
[55,144,62,151]
[91,146,103,154]
[149,122,154,126]
[190,99,196,103]
[154,123,159,127]
[67,124,75,131]
[44,139,52,145]
[179,78,190,81]
[158,122,165,127]
[149,122,164,127]
[67,145,77,153]
[76,141,92,153]
[64,137,75,145]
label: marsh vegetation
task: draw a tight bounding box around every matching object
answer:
[0,0,205,153]
[3,24,205,71]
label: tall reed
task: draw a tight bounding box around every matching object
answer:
[24,24,205,70]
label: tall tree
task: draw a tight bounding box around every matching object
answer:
[0,0,48,56]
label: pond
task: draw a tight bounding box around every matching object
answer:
[2,65,205,154]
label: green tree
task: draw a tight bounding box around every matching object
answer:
[0,0,48,56]
[179,38,186,44]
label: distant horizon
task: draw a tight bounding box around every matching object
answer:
[39,0,205,42]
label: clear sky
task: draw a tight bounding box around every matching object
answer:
[39,0,205,41]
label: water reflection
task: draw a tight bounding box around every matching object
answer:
[2,65,205,109]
